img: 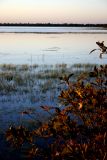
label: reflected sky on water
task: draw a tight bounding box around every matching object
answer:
[0,27,107,65]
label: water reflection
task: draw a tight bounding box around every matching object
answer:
[0,32,107,65]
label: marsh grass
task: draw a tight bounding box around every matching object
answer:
[72,63,97,68]
[0,63,98,94]
[18,64,29,71]
[0,63,98,131]
[0,64,17,71]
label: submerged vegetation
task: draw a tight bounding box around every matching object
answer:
[2,64,106,159]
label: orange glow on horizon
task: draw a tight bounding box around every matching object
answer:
[0,0,107,24]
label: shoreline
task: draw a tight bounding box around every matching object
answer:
[0,23,107,27]
[1,32,107,34]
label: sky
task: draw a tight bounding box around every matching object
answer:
[0,0,107,24]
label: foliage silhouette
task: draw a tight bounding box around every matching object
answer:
[90,41,107,58]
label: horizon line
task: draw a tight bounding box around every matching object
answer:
[0,23,107,27]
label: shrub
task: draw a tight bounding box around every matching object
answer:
[6,65,107,160]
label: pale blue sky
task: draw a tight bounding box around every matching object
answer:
[0,0,107,23]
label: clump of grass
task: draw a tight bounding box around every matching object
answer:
[32,64,39,69]
[72,63,98,69]
[0,64,17,71]
[36,70,59,79]
[55,63,67,69]
[14,74,25,86]
[0,80,16,93]
[0,72,14,81]
[19,64,29,71]
[39,79,55,93]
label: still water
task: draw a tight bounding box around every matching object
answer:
[0,27,107,65]
[0,27,107,131]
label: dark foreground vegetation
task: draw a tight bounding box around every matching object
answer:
[5,65,107,160]
[0,23,107,28]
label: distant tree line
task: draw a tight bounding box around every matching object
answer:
[0,23,107,27]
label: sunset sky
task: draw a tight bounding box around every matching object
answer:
[0,0,107,24]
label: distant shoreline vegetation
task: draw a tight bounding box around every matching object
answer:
[0,23,107,28]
